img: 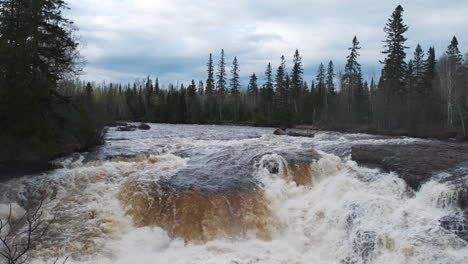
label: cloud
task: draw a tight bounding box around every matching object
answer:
[67,0,468,84]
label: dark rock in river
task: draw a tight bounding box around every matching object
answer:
[159,146,321,193]
[138,123,151,130]
[117,124,137,132]
[273,128,316,138]
[351,143,468,190]
[273,128,287,135]
[108,121,128,127]
[439,211,468,242]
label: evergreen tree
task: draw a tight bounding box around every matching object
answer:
[206,53,215,96]
[247,73,258,96]
[188,80,197,98]
[198,81,204,95]
[425,47,436,86]
[343,36,364,122]
[274,55,290,126]
[216,49,227,97]
[291,49,304,111]
[447,36,463,64]
[326,60,336,95]
[380,5,409,93]
[261,62,274,103]
[154,78,160,95]
[0,0,81,160]
[411,44,426,94]
[230,56,240,96]
[316,62,327,108]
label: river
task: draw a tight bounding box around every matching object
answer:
[0,124,467,264]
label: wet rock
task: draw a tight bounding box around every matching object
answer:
[351,143,468,191]
[138,123,151,130]
[117,124,137,132]
[108,121,128,127]
[261,158,280,174]
[439,211,468,242]
[273,128,316,138]
[273,128,287,135]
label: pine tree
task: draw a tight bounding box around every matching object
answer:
[412,44,426,94]
[261,62,274,103]
[316,62,326,108]
[216,49,227,97]
[0,0,80,160]
[154,78,160,95]
[425,47,436,86]
[230,56,240,96]
[198,81,204,95]
[274,55,290,126]
[247,73,258,96]
[206,53,215,96]
[188,80,197,98]
[343,36,364,121]
[326,60,336,95]
[380,5,409,93]
[291,49,304,111]
[447,36,463,64]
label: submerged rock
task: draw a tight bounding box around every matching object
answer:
[439,211,468,242]
[117,124,137,132]
[351,142,468,191]
[273,128,316,138]
[138,123,151,130]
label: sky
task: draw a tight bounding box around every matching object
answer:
[67,0,468,87]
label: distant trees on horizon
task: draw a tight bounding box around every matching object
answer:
[77,5,468,139]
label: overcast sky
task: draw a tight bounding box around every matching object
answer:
[67,0,468,86]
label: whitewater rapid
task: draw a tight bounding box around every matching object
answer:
[0,124,467,264]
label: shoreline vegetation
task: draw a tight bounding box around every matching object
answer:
[0,2,467,179]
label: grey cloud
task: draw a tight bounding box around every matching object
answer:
[67,0,468,84]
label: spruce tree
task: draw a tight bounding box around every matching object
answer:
[316,63,327,110]
[206,53,215,96]
[198,81,204,95]
[230,56,240,96]
[447,36,463,64]
[380,5,409,93]
[154,78,160,95]
[261,62,274,103]
[247,73,258,96]
[291,49,304,108]
[412,44,426,94]
[216,49,227,97]
[343,36,364,121]
[425,47,436,85]
[326,60,336,95]
[274,56,290,126]
[188,80,197,98]
[0,0,80,160]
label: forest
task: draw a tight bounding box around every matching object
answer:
[1,3,467,167]
[74,6,468,139]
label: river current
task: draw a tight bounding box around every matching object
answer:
[0,124,467,264]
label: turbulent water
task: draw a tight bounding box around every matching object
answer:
[1,124,467,264]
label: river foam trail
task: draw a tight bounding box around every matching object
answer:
[0,124,467,264]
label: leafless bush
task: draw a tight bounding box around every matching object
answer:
[0,201,66,264]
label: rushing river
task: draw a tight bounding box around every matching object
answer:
[1,124,467,264]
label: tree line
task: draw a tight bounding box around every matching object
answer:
[1,3,467,167]
[86,5,468,139]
